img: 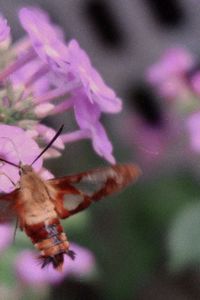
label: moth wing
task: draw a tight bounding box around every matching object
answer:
[0,189,19,222]
[47,164,141,219]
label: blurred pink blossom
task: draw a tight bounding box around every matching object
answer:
[186,112,200,152]
[15,243,95,286]
[0,14,11,48]
[126,116,169,167]
[146,47,194,85]
[146,47,194,100]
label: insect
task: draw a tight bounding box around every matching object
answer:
[0,126,141,271]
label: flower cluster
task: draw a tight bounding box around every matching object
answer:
[142,47,200,164]
[0,6,123,293]
[15,243,95,286]
[0,7,122,193]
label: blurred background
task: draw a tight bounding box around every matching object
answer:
[2,0,200,299]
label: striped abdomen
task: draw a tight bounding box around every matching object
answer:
[24,218,75,271]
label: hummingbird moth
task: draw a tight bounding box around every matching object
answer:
[0,126,141,271]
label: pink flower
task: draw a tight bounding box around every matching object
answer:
[122,113,180,172]
[127,117,168,167]
[74,94,115,164]
[18,7,69,73]
[0,7,121,164]
[186,112,200,152]
[19,8,122,114]
[146,47,194,100]
[15,243,95,286]
[63,243,95,277]
[18,8,122,115]
[0,124,42,192]
[146,47,194,85]
[68,40,122,113]
[62,92,116,164]
[0,14,11,47]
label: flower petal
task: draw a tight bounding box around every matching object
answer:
[0,124,42,191]
[0,14,11,48]
[73,94,115,163]
[68,40,122,113]
[19,7,69,73]
[15,244,95,286]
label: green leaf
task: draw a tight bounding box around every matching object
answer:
[168,201,200,271]
[0,247,17,286]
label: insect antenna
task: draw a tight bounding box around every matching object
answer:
[31,124,64,166]
[0,158,20,169]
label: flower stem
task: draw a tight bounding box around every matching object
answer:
[61,129,90,143]
[48,98,74,115]
[0,48,37,82]
[25,64,50,89]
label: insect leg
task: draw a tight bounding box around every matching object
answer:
[12,217,19,243]
[0,171,16,187]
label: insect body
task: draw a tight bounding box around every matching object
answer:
[0,127,141,271]
[15,165,75,270]
[0,163,141,271]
